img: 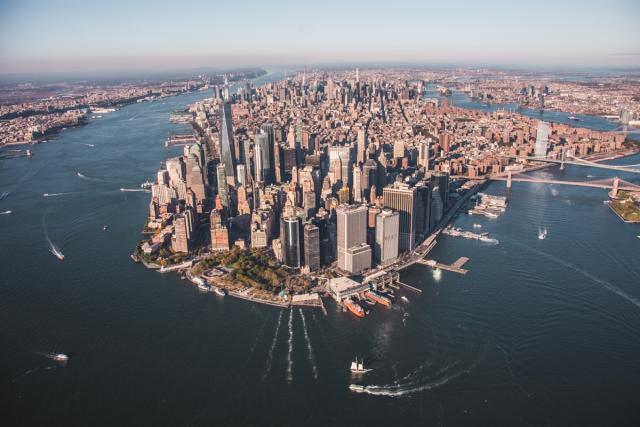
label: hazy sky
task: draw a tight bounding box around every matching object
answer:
[1,0,639,73]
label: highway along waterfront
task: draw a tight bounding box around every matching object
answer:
[1,80,640,425]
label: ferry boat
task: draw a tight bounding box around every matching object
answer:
[344,299,365,318]
[349,384,368,393]
[52,353,69,362]
[350,357,372,374]
[365,290,392,308]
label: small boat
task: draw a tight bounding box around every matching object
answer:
[52,353,69,362]
[363,299,376,306]
[637,235,640,240]
[213,286,225,297]
[350,357,372,374]
[538,227,547,240]
[0,210,11,215]
[102,225,108,231]
[473,223,482,228]
[568,116,581,121]
[349,384,367,393]
[50,247,65,260]
[401,296,410,303]
[197,283,211,292]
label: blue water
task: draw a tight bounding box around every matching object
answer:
[1,74,639,425]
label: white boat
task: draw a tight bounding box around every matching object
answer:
[473,223,482,228]
[538,227,547,240]
[197,283,210,292]
[212,286,225,296]
[350,358,372,374]
[349,384,367,393]
[49,245,65,260]
[102,225,108,231]
[52,353,68,362]
[0,210,11,215]
[401,296,410,303]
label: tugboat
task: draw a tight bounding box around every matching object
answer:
[350,357,372,374]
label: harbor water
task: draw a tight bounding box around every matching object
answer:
[1,79,640,426]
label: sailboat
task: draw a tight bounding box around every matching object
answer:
[350,357,372,374]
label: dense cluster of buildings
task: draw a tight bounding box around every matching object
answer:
[140,68,630,279]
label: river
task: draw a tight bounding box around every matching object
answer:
[1,74,640,426]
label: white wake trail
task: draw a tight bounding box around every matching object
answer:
[262,310,283,382]
[286,309,293,383]
[299,309,318,379]
[514,238,640,311]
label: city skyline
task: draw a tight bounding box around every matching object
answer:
[1,0,639,74]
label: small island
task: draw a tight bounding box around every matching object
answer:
[608,190,640,223]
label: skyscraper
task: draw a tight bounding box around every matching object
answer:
[375,209,399,266]
[216,163,229,209]
[254,133,271,184]
[535,121,549,158]
[418,140,430,170]
[383,184,418,252]
[219,103,237,183]
[356,129,366,164]
[282,216,303,268]
[303,224,320,272]
[260,123,276,183]
[336,204,371,274]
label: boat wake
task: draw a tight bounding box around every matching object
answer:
[286,309,294,383]
[0,210,11,215]
[120,188,151,193]
[354,360,478,397]
[513,239,640,311]
[47,238,65,260]
[0,191,9,200]
[299,309,318,379]
[43,192,66,197]
[262,310,283,382]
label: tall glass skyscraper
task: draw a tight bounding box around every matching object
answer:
[219,103,237,182]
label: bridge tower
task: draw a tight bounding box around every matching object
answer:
[506,171,512,189]
[612,177,619,198]
[560,148,566,171]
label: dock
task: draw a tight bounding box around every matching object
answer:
[417,257,470,275]
[396,281,423,293]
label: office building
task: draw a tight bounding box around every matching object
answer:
[383,184,418,252]
[336,204,371,274]
[303,224,320,272]
[375,209,399,265]
[219,103,237,183]
[535,121,549,158]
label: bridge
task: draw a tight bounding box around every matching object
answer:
[500,153,640,174]
[493,172,640,196]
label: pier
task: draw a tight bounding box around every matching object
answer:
[396,281,423,293]
[416,256,470,275]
